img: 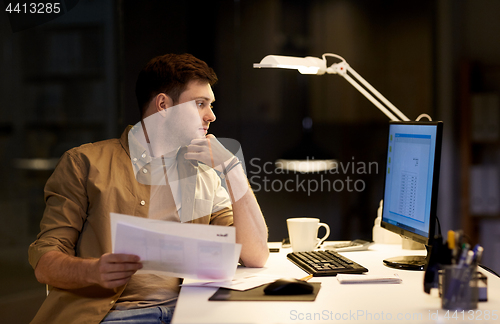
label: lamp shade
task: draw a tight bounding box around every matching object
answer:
[253,55,326,75]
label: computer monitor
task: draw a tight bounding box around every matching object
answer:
[381,121,443,270]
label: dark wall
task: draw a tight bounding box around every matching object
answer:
[120,1,218,128]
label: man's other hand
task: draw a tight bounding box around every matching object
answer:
[91,253,143,289]
[185,134,234,171]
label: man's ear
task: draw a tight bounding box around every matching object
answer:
[155,93,174,117]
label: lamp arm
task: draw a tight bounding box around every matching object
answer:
[342,73,400,121]
[323,54,410,121]
[347,67,410,121]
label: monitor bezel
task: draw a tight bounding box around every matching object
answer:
[381,121,443,246]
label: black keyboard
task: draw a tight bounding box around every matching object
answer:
[287,250,368,276]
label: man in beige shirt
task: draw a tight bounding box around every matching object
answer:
[28,53,269,324]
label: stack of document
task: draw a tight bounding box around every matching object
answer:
[337,273,402,284]
[111,213,242,280]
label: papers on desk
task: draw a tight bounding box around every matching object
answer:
[110,213,241,280]
[182,273,282,291]
[337,273,402,284]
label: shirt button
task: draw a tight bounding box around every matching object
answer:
[142,153,146,158]
[142,168,148,174]
[132,158,137,162]
[140,200,146,206]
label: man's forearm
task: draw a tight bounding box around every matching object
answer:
[226,165,269,267]
[34,250,98,289]
[35,250,143,290]
[35,251,142,289]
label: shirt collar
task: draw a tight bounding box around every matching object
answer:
[121,124,199,177]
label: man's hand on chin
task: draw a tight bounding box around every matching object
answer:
[184,134,236,171]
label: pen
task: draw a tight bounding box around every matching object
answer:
[465,250,474,266]
[473,246,484,265]
[300,274,313,281]
[447,230,455,249]
[448,230,457,264]
[457,243,470,267]
[471,244,480,264]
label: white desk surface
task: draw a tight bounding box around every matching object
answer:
[172,243,500,324]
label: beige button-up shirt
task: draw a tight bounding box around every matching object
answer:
[28,126,233,324]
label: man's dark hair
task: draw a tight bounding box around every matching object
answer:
[135,53,218,115]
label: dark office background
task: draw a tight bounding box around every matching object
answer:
[1,0,500,322]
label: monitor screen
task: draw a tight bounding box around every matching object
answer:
[381,121,443,248]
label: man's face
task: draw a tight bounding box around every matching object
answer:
[140,79,216,156]
[176,79,216,138]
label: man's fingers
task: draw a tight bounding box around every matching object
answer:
[102,253,140,263]
[93,253,143,289]
[184,152,203,160]
[102,261,142,272]
[186,144,207,153]
[98,253,142,274]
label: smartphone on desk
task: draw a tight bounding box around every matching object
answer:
[323,239,373,252]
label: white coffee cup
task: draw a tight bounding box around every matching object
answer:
[287,217,330,252]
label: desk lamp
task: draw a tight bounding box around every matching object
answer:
[254,53,411,122]
[253,53,434,173]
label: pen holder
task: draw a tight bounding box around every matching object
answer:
[440,264,478,310]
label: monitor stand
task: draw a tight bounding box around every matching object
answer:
[383,245,431,271]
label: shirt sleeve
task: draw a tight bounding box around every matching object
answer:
[209,172,234,226]
[28,149,89,269]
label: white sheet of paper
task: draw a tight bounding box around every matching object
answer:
[181,273,281,291]
[111,213,241,280]
[110,212,235,244]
